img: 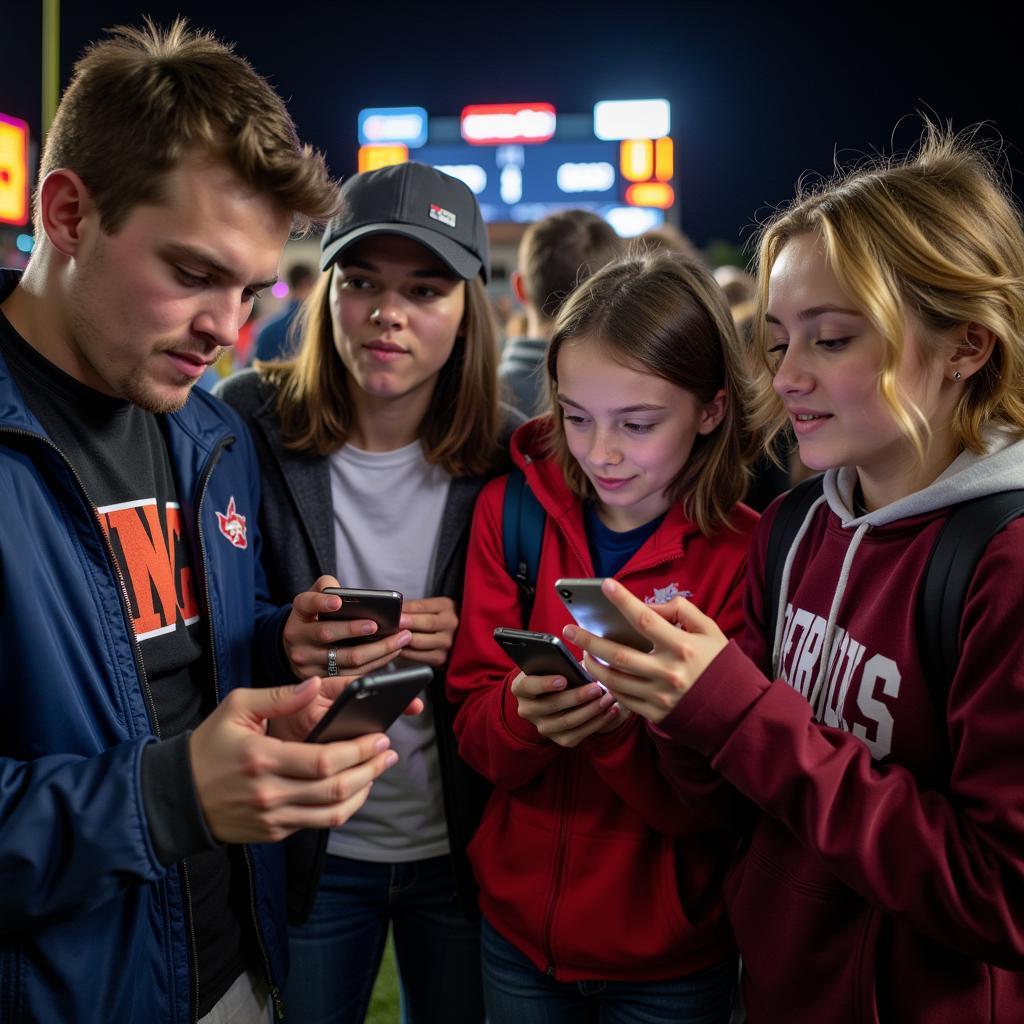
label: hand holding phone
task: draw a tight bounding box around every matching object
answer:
[305,665,432,743]
[555,578,653,652]
[493,627,596,688]
[320,587,403,647]
[492,627,618,747]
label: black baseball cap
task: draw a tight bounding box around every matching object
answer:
[320,162,490,282]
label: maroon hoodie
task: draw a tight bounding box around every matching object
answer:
[447,418,759,981]
[655,452,1024,1023]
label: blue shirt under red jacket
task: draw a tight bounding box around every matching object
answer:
[446,416,759,982]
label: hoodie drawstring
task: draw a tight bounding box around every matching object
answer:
[771,493,827,677]
[770,492,872,721]
[808,522,870,718]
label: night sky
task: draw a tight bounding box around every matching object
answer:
[2,3,1020,250]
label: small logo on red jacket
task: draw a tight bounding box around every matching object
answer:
[215,497,248,549]
[644,582,692,605]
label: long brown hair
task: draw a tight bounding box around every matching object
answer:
[545,248,753,534]
[259,267,503,476]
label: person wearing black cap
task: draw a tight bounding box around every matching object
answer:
[217,161,521,1024]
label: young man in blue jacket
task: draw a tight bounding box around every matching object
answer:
[0,20,409,1023]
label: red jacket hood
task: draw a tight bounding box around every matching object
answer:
[509,416,707,569]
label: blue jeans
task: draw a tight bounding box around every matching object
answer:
[285,853,484,1024]
[481,918,737,1024]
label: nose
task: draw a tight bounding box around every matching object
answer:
[772,344,813,397]
[370,295,407,331]
[589,425,622,467]
[192,292,242,349]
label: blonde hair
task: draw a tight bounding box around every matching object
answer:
[545,248,753,534]
[39,18,338,234]
[750,123,1024,460]
[260,269,503,477]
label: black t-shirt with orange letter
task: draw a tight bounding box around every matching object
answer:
[0,315,248,1017]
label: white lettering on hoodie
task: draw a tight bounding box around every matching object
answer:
[779,604,900,760]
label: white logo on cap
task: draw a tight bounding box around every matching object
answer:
[429,203,457,228]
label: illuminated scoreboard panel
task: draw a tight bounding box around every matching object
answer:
[416,141,632,223]
[0,112,30,226]
[356,101,673,236]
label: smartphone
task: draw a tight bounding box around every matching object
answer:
[320,587,403,646]
[554,578,653,652]
[305,664,433,743]
[492,627,597,689]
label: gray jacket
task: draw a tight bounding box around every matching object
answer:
[216,368,522,921]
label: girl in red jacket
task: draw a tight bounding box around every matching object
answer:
[567,127,1024,1022]
[446,248,759,1023]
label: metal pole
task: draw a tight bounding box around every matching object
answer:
[42,0,60,136]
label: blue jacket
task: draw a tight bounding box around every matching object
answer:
[0,336,292,1021]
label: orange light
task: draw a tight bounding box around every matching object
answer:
[0,113,29,226]
[620,139,654,182]
[358,144,409,174]
[654,137,674,182]
[625,182,675,209]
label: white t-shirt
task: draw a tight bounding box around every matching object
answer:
[325,439,452,862]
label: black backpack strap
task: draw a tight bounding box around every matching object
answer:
[502,466,546,625]
[918,489,1024,704]
[764,475,825,651]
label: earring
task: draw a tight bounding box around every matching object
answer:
[953,370,963,381]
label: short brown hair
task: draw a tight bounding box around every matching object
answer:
[750,123,1024,461]
[38,18,338,233]
[545,248,753,534]
[259,269,504,477]
[518,210,621,321]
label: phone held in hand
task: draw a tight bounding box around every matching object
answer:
[305,664,433,743]
[554,578,653,652]
[492,627,597,689]
[320,587,403,646]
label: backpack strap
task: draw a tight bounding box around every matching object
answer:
[764,475,825,649]
[918,489,1024,704]
[502,466,546,625]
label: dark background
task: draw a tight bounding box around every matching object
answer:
[1,3,1017,252]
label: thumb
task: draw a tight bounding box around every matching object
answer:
[314,574,342,593]
[240,676,323,725]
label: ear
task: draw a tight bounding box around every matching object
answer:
[37,169,97,257]
[511,269,528,305]
[697,388,727,435]
[947,322,997,382]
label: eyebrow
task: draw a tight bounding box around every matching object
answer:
[340,258,458,281]
[557,395,666,414]
[163,243,278,291]
[764,304,864,325]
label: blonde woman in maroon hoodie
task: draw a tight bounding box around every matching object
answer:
[567,126,1024,1022]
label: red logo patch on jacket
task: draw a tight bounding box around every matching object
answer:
[215,496,248,549]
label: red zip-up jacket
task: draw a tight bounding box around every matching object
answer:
[655,456,1024,1022]
[446,418,759,981]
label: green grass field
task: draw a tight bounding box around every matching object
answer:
[366,935,401,1022]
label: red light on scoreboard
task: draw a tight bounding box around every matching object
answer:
[460,103,556,145]
[625,182,675,209]
[0,113,29,226]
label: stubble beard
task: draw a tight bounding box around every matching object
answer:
[117,364,196,414]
